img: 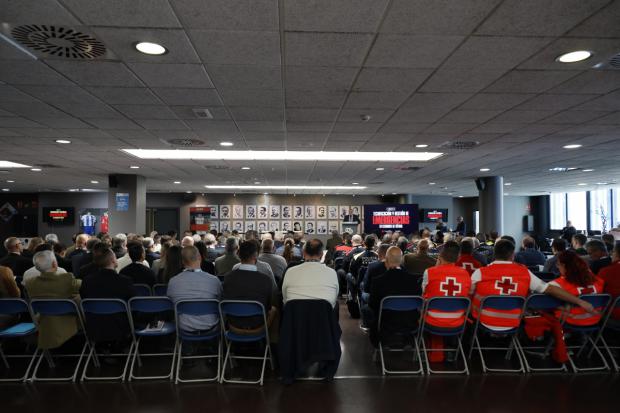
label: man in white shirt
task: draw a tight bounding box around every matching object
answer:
[282,239,339,307]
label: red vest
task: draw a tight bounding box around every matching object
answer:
[472,263,530,328]
[456,254,482,275]
[553,276,605,326]
[424,264,472,328]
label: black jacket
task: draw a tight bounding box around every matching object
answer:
[350,250,378,281]
[362,260,387,294]
[120,263,157,287]
[223,268,273,328]
[278,299,341,384]
[0,253,32,277]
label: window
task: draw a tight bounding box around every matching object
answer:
[567,192,587,231]
[613,188,620,229]
[589,188,611,232]
[550,193,567,230]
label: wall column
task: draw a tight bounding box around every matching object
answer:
[107,174,146,235]
[478,176,504,235]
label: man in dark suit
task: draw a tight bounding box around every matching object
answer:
[368,246,422,347]
[0,237,32,277]
[561,221,577,243]
[342,208,361,224]
[120,242,157,286]
[73,238,99,279]
[455,216,466,236]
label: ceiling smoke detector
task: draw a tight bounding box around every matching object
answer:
[192,108,214,119]
[438,140,480,150]
[10,25,106,59]
[165,138,206,147]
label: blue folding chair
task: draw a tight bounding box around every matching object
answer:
[133,284,152,297]
[517,294,568,372]
[128,297,176,381]
[0,298,38,382]
[419,297,471,375]
[29,299,90,382]
[174,299,221,383]
[80,299,135,382]
[219,300,273,385]
[152,284,167,296]
[377,296,424,375]
[468,295,526,373]
[592,296,620,372]
[563,294,611,372]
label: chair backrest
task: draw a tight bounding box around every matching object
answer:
[129,296,174,313]
[176,299,219,317]
[81,298,130,315]
[152,283,167,296]
[378,295,424,331]
[219,300,265,318]
[578,293,611,310]
[525,293,564,311]
[133,283,152,296]
[480,295,526,311]
[425,296,470,313]
[0,298,31,315]
[30,298,80,316]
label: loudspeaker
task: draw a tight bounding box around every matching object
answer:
[108,175,118,188]
[475,178,485,191]
[182,193,197,203]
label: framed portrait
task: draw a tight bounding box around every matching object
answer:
[328,221,339,232]
[316,205,327,219]
[351,205,362,218]
[305,205,315,219]
[305,221,316,234]
[220,205,232,219]
[244,221,256,232]
[281,221,292,232]
[257,205,268,219]
[246,205,257,219]
[328,206,339,220]
[293,221,303,232]
[293,205,304,219]
[269,221,279,232]
[316,221,328,234]
[270,205,280,219]
[233,221,244,232]
[232,205,243,219]
[257,221,268,233]
[207,205,218,219]
[210,221,219,232]
[220,221,231,232]
[281,205,292,219]
[339,205,349,219]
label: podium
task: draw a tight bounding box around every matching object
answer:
[342,222,359,235]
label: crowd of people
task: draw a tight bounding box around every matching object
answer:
[0,222,619,377]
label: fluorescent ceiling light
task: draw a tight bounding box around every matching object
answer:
[241,167,251,170]
[1,188,9,192]
[563,144,582,149]
[7,180,14,183]
[30,168,42,172]
[556,50,591,63]
[415,144,428,148]
[135,42,167,55]
[55,139,71,144]
[504,182,512,186]
[220,142,234,147]
[376,167,384,171]
[173,181,181,184]
[577,183,587,186]
[480,168,490,172]
[428,182,436,185]
[130,165,140,169]
[90,180,99,184]
[0,161,30,168]
[204,185,366,190]
[582,169,594,172]
[121,149,443,162]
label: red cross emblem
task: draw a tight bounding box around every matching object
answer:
[577,285,596,295]
[440,277,462,296]
[495,276,517,295]
[462,262,475,271]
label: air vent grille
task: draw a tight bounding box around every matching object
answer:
[438,140,480,150]
[396,166,421,171]
[11,25,106,59]
[166,138,205,147]
[609,53,620,69]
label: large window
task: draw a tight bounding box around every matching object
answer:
[567,192,587,231]
[590,188,611,232]
[613,188,620,229]
[550,193,567,230]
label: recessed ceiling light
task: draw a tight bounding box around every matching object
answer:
[480,168,490,172]
[582,169,594,172]
[241,167,251,170]
[135,42,167,56]
[68,189,79,192]
[577,183,587,186]
[352,182,359,185]
[55,139,71,144]
[254,181,261,184]
[0,161,30,168]
[7,180,14,183]
[415,144,429,148]
[428,182,436,185]
[504,182,512,186]
[90,180,99,184]
[220,142,234,147]
[392,192,397,195]
[556,50,592,63]
[186,190,192,193]
[30,168,42,172]
[130,165,140,169]
[596,182,608,185]
[122,149,444,162]
[376,167,384,171]
[1,188,9,192]
[458,195,463,198]
[205,185,366,190]
[563,144,582,149]
[173,181,181,184]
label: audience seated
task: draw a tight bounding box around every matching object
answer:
[602,233,616,253]
[258,238,287,284]
[361,243,390,295]
[0,265,19,299]
[143,237,160,267]
[111,234,127,259]
[24,250,81,350]
[203,233,219,262]
[403,239,436,275]
[117,240,150,273]
[119,242,157,286]
[181,236,194,248]
[214,237,240,275]
[23,243,66,285]
[341,235,364,275]
[455,238,483,275]
[586,239,612,275]
[0,237,33,277]
[52,241,71,272]
[194,240,216,275]
[543,238,567,276]
[599,244,620,322]
[160,245,184,283]
[72,238,101,279]
[67,234,89,269]
[350,235,379,283]
[571,233,588,256]
[514,236,546,268]
[78,242,109,280]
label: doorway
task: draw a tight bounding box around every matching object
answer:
[146,208,179,236]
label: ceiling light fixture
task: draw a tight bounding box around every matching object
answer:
[504,182,512,186]
[7,180,14,183]
[241,167,251,170]
[254,181,261,184]
[563,144,582,149]
[428,182,436,185]
[415,144,429,148]
[577,183,587,186]
[121,149,443,162]
[1,188,9,192]
[173,181,181,184]
[0,161,30,168]
[30,168,42,172]
[352,182,359,185]
[135,41,167,55]
[376,167,384,171]
[480,168,490,172]
[582,169,594,172]
[219,142,234,147]
[556,50,592,63]
[55,139,71,144]
[204,185,366,190]
[90,180,99,184]
[129,165,140,169]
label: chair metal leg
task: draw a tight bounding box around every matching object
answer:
[0,345,9,369]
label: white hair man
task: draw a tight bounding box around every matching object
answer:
[23,245,68,285]
[44,233,59,244]
[0,237,32,277]
[181,236,195,248]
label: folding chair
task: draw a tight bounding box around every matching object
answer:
[377,295,424,375]
[468,295,526,373]
[419,297,471,375]
[219,300,273,385]
[133,284,152,297]
[128,297,176,381]
[517,294,568,372]
[563,293,611,372]
[80,299,136,382]
[152,284,167,296]
[174,299,221,383]
[29,299,90,382]
[592,296,620,372]
[0,298,38,382]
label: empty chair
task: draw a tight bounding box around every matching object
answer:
[128,297,176,381]
[0,298,38,382]
[174,299,221,383]
[219,300,273,385]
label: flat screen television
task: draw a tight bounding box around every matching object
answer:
[42,207,75,225]
[420,208,448,223]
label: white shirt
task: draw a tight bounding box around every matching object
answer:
[22,266,67,285]
[116,254,150,273]
[282,261,339,307]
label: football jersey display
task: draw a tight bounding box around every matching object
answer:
[81,213,97,235]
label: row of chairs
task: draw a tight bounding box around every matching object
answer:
[0,297,273,384]
[376,293,620,375]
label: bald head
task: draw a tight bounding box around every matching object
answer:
[75,234,89,248]
[181,236,194,247]
[351,234,362,246]
[385,246,403,269]
[182,246,201,268]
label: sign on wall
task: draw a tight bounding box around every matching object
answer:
[363,204,419,235]
[115,193,129,211]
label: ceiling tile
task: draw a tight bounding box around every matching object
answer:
[518,37,620,71]
[85,87,162,105]
[354,68,432,92]
[420,68,507,93]
[61,0,181,27]
[190,30,281,65]
[515,94,599,111]
[170,0,278,30]
[344,91,410,109]
[208,65,281,90]
[339,109,394,123]
[365,35,464,68]
[46,61,143,87]
[128,63,213,88]
[286,90,347,108]
[459,93,535,110]
[169,106,231,120]
[219,89,283,107]
[228,107,283,121]
[548,71,620,95]
[285,66,356,90]
[402,93,473,111]
[485,70,581,93]
[1,0,80,25]
[440,109,504,123]
[113,104,178,119]
[284,0,389,32]
[152,88,223,106]
[0,61,73,86]
[567,0,620,38]
[285,32,373,66]
[286,108,339,122]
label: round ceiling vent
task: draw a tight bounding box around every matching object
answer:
[166,138,206,147]
[11,25,106,59]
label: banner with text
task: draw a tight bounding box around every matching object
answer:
[363,204,419,235]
